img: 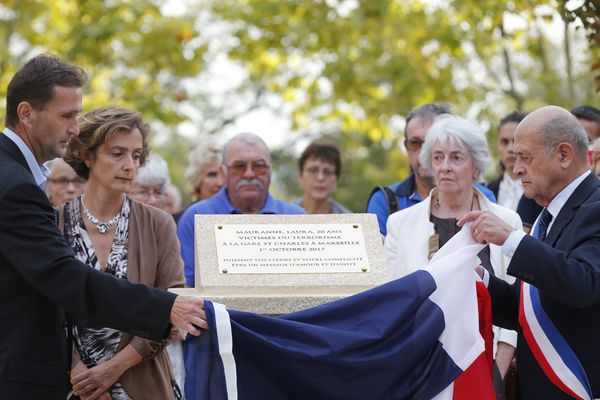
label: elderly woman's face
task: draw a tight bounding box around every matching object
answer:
[46,159,85,206]
[431,140,477,196]
[129,182,167,209]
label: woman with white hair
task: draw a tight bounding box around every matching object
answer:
[129,155,170,210]
[384,115,522,399]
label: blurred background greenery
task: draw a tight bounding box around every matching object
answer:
[1,0,599,211]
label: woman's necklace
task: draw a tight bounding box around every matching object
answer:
[429,193,476,259]
[434,193,475,214]
[80,195,121,234]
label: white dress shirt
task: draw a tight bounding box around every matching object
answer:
[497,171,523,211]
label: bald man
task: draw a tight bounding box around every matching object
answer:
[459,106,600,399]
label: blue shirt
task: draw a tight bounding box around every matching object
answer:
[177,187,305,286]
[367,173,497,236]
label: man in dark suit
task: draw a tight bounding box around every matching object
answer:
[459,105,600,399]
[0,54,208,399]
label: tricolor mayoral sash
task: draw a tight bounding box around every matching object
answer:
[519,282,593,400]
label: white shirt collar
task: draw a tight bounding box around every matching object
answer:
[544,170,591,232]
[2,127,50,188]
[497,171,523,211]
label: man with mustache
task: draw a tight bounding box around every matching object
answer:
[177,132,305,287]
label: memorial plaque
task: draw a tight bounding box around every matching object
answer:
[170,213,387,315]
[215,223,369,274]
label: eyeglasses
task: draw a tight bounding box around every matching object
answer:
[47,177,86,188]
[227,160,270,176]
[404,138,424,152]
[131,187,166,200]
[304,166,336,178]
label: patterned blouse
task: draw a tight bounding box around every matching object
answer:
[65,196,132,400]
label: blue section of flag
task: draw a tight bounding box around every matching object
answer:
[185,270,467,400]
[184,301,229,399]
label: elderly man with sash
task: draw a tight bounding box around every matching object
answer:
[459,105,600,400]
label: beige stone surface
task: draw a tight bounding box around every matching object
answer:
[170,213,387,315]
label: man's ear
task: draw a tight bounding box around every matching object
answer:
[557,142,574,168]
[16,102,35,125]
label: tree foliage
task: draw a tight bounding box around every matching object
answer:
[1,1,598,210]
[207,0,599,211]
[561,0,600,90]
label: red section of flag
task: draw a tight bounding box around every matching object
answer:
[453,282,495,399]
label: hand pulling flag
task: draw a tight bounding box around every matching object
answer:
[185,227,490,400]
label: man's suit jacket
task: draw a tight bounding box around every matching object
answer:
[488,173,600,399]
[0,134,177,399]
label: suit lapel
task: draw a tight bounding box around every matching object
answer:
[546,173,600,245]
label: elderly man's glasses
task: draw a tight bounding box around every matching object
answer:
[131,187,166,200]
[47,177,86,188]
[227,160,270,176]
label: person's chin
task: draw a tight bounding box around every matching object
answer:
[238,185,260,193]
[522,186,535,199]
[114,179,131,192]
[417,170,434,181]
[310,188,330,198]
[53,147,67,159]
[310,193,329,202]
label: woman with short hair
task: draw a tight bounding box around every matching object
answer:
[295,141,351,214]
[385,115,522,399]
[62,105,183,400]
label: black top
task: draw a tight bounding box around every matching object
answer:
[430,213,494,275]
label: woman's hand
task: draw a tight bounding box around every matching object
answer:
[71,360,124,400]
[72,344,143,400]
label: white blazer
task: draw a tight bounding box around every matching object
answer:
[384,188,522,349]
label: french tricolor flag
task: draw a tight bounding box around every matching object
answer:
[184,228,493,399]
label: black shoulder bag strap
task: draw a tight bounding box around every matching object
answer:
[366,186,399,214]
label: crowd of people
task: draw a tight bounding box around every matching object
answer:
[1,53,599,400]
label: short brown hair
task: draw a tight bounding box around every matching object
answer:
[298,141,342,178]
[6,54,87,127]
[65,105,150,179]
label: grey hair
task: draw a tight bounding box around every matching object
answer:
[134,154,170,188]
[419,114,492,182]
[539,116,589,157]
[406,103,452,128]
[185,138,222,186]
[44,158,61,172]
[43,158,64,196]
[223,132,271,165]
